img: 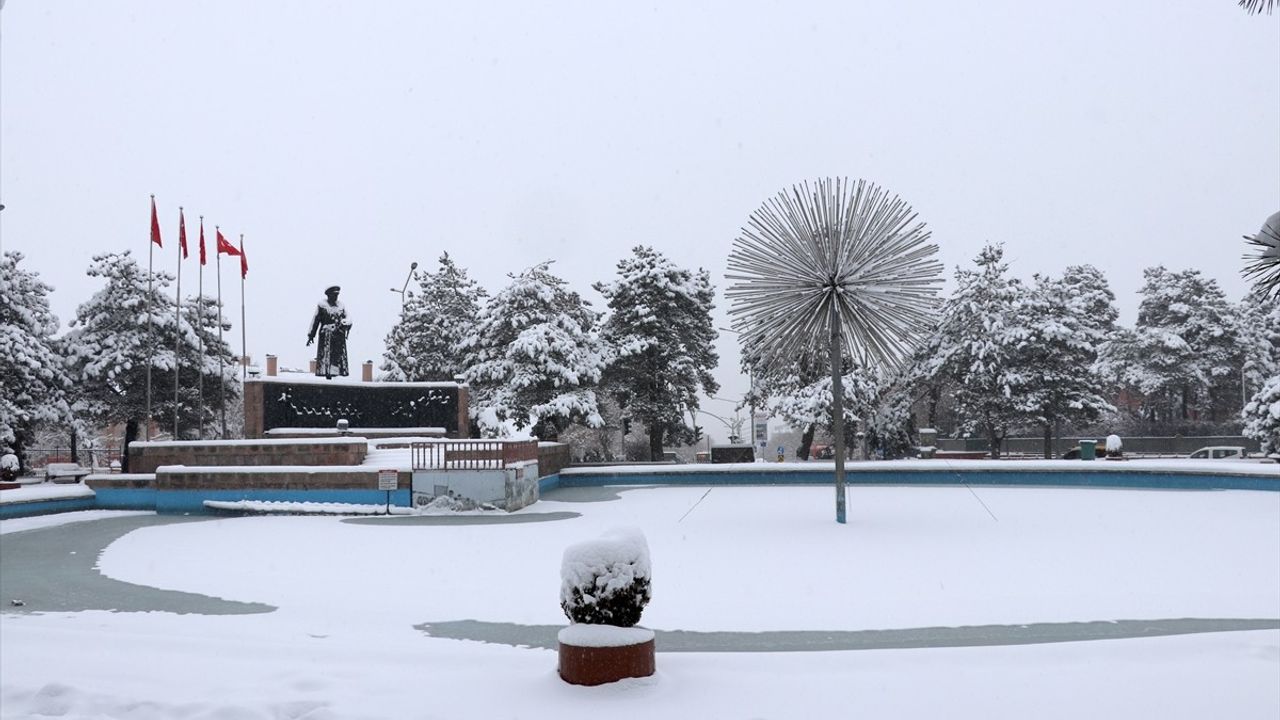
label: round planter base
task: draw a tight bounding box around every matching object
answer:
[558,626,656,686]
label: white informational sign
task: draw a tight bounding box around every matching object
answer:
[753,415,769,448]
[377,469,398,491]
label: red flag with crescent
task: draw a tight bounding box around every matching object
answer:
[216,230,241,257]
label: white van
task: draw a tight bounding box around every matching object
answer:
[1187,446,1248,460]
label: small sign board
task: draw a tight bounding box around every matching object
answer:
[377,469,398,491]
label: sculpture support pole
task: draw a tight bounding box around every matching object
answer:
[829,300,847,524]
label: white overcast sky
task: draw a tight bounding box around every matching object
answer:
[2,1,1277,431]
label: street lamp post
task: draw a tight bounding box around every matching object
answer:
[693,408,744,453]
[390,261,418,305]
[718,326,759,449]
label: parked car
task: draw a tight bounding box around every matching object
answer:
[1187,446,1248,460]
[44,462,91,483]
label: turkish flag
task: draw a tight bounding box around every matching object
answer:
[150,197,163,247]
[198,220,207,266]
[239,237,249,279]
[216,230,241,257]
[178,210,189,259]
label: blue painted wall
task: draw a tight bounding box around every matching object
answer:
[156,488,413,513]
[0,496,97,520]
[93,487,157,511]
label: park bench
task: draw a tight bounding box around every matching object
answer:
[45,463,91,484]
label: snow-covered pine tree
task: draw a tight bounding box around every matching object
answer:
[381,253,486,381]
[935,244,1026,458]
[1236,292,1280,406]
[1008,267,1116,458]
[1240,292,1280,455]
[1242,375,1280,456]
[0,252,72,469]
[745,345,881,459]
[889,318,955,439]
[1099,267,1240,428]
[1060,264,1120,336]
[460,261,603,438]
[177,291,242,436]
[595,246,719,461]
[62,252,239,468]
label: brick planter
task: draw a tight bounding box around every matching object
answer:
[557,625,655,686]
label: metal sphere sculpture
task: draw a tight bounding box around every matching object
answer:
[1243,210,1280,300]
[726,178,944,523]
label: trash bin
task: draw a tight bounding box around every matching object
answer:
[1079,439,1097,461]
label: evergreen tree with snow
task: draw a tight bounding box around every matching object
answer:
[1098,267,1241,427]
[1239,292,1280,455]
[934,244,1026,458]
[1007,266,1116,458]
[1236,292,1280,405]
[1242,375,1280,456]
[460,261,603,438]
[595,246,719,461]
[889,318,955,439]
[381,253,486,381]
[0,252,72,470]
[62,252,239,469]
[745,345,881,459]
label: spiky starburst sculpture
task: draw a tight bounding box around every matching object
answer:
[1243,211,1280,300]
[726,178,944,523]
[1238,0,1276,15]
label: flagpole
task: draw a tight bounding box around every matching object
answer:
[197,217,205,440]
[173,207,184,440]
[216,226,227,439]
[145,195,156,442]
[239,234,247,381]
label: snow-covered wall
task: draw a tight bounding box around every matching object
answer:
[128,439,368,473]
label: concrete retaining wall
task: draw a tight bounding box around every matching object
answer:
[556,467,1279,492]
[128,439,368,474]
[937,435,1261,456]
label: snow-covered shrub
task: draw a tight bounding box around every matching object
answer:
[0,453,18,481]
[1105,434,1123,456]
[560,527,651,627]
[1242,375,1280,456]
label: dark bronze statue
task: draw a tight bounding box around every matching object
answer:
[307,285,352,379]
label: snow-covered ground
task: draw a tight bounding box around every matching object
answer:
[2,485,1278,719]
[0,483,94,505]
[0,509,151,535]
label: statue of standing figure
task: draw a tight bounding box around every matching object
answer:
[307,285,352,379]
